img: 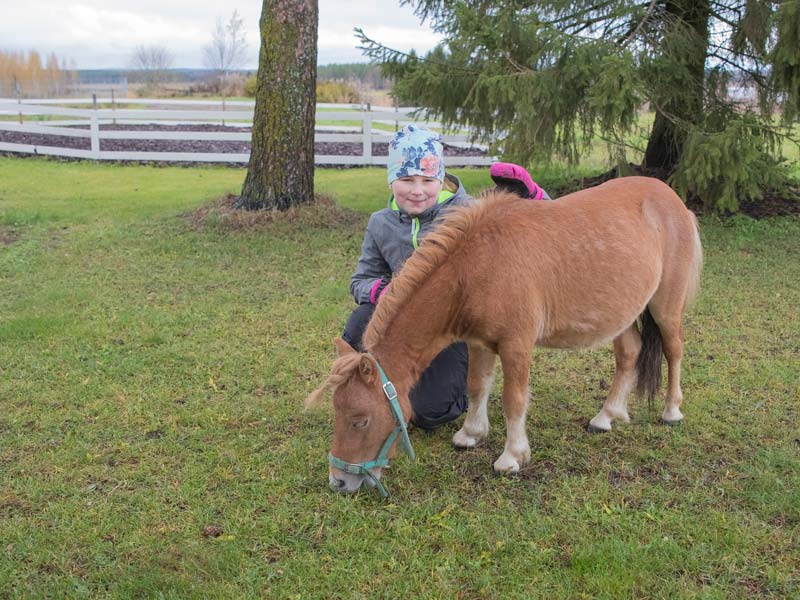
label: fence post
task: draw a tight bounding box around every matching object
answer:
[111,88,116,125]
[362,104,372,166]
[90,93,100,159]
[222,98,226,126]
[16,85,22,126]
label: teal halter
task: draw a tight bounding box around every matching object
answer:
[328,355,415,498]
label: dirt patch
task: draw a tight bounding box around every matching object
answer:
[1,228,20,245]
[553,163,800,219]
[202,525,223,538]
[187,192,365,232]
[0,494,32,517]
[735,191,800,219]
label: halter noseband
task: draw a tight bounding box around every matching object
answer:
[328,355,415,498]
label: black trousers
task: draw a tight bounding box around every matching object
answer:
[342,303,468,430]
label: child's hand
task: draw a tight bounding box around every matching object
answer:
[490,162,544,200]
[370,276,391,304]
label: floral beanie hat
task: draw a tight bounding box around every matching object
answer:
[387,124,445,184]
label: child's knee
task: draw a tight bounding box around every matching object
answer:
[342,303,375,351]
[411,393,468,430]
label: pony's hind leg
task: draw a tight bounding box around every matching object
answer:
[588,324,641,432]
[494,341,533,473]
[648,282,692,425]
[453,343,496,449]
[647,213,701,425]
[655,316,685,424]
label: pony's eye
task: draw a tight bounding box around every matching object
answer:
[352,418,369,429]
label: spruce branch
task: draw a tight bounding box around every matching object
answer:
[353,27,480,75]
[619,0,658,47]
[707,50,770,88]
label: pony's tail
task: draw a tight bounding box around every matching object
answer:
[635,307,663,409]
[685,212,703,310]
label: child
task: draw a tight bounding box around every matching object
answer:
[343,124,548,430]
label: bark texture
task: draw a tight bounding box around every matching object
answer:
[239,0,318,210]
[643,0,711,172]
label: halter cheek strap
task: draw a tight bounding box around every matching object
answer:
[328,356,415,498]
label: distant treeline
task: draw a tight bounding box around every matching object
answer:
[0,50,77,97]
[83,64,389,88]
[122,68,233,85]
[317,64,390,89]
[83,63,391,89]
[1,57,390,97]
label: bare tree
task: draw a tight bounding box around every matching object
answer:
[203,9,248,80]
[129,45,173,89]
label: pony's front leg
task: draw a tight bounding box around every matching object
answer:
[453,343,496,449]
[494,343,532,473]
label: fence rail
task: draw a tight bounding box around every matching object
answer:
[0,98,492,166]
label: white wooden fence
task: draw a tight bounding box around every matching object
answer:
[0,98,492,166]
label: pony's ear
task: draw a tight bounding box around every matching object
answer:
[358,354,376,385]
[334,338,356,356]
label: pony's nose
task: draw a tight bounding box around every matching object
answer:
[329,473,365,494]
[328,474,348,492]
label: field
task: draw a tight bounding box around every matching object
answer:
[0,157,798,598]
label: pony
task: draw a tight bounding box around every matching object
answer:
[308,176,703,496]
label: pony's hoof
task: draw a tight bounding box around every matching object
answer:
[452,429,483,449]
[493,460,520,474]
[661,406,684,425]
[587,423,610,434]
[493,451,526,474]
[588,411,619,433]
[661,418,683,427]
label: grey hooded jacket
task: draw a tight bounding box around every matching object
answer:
[350,173,472,304]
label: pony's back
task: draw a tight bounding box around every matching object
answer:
[436,177,698,349]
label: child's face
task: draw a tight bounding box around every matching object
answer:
[390,176,443,216]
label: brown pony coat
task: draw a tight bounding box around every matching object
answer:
[314,176,702,489]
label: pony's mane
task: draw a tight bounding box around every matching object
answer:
[305,352,362,408]
[364,190,520,348]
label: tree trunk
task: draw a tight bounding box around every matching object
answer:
[643,0,710,172]
[239,0,318,210]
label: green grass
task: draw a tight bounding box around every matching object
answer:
[1,157,798,598]
[0,114,77,122]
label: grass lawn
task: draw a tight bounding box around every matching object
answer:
[0,157,798,598]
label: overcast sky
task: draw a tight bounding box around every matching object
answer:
[0,1,444,69]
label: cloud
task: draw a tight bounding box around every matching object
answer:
[0,0,443,69]
[63,5,206,45]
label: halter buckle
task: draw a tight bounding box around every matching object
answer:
[382,381,397,401]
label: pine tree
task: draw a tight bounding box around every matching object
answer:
[358,0,800,211]
[239,0,318,211]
